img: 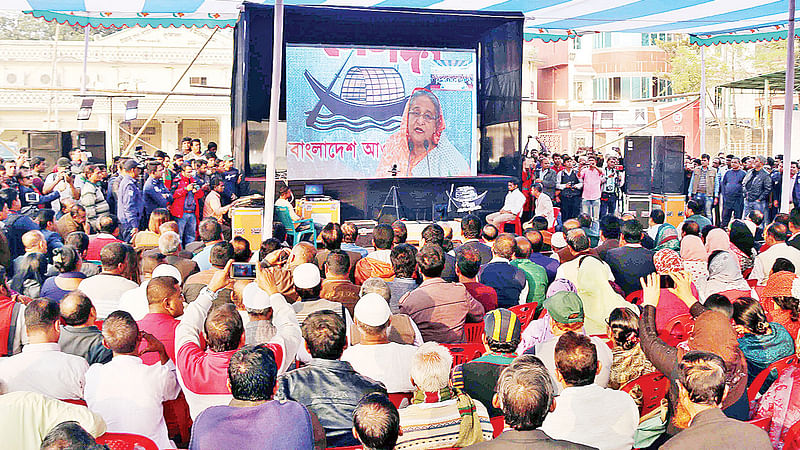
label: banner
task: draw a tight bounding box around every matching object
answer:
[286,45,478,179]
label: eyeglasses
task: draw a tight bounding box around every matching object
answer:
[408,110,438,123]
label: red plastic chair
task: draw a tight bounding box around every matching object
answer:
[497,213,522,235]
[388,392,412,409]
[325,446,362,450]
[548,207,561,233]
[621,372,670,416]
[463,322,485,344]
[95,433,158,450]
[163,392,192,445]
[443,343,484,367]
[490,415,505,438]
[747,416,772,431]
[783,419,800,449]
[662,314,694,347]
[625,290,643,305]
[508,303,537,328]
[747,354,799,403]
[717,289,752,301]
[94,320,103,330]
[747,279,759,288]
[60,398,87,406]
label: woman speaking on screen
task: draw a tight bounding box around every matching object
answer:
[376,88,470,177]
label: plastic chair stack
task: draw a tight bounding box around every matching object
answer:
[508,303,537,329]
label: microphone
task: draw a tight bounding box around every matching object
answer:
[407,141,414,176]
[423,140,431,177]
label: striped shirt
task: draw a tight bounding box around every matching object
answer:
[395,398,493,449]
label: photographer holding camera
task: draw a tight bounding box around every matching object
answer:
[170,162,204,247]
[42,158,80,214]
[600,155,624,218]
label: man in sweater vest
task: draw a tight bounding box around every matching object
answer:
[478,233,528,309]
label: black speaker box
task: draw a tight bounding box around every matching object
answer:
[652,136,685,194]
[624,136,652,194]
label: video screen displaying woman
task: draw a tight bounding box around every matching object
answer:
[376,88,470,177]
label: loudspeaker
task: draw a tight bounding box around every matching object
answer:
[652,136,685,194]
[27,131,72,169]
[624,136,652,194]
[72,131,106,164]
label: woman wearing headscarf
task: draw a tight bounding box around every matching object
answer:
[729,220,758,275]
[679,235,708,295]
[705,227,731,254]
[760,270,800,345]
[576,255,636,335]
[640,272,750,435]
[653,221,680,252]
[732,296,795,394]
[703,250,752,301]
[376,88,470,177]
[516,278,577,353]
[653,249,697,343]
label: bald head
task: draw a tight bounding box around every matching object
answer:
[159,221,180,235]
[514,236,532,259]
[22,230,45,252]
[492,233,517,259]
[290,242,316,267]
[60,291,94,326]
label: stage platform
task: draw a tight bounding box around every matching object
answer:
[244,175,513,223]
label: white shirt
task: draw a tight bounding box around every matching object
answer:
[541,383,639,450]
[532,335,612,395]
[534,193,555,228]
[0,342,88,399]
[341,342,417,393]
[43,171,75,212]
[79,274,139,319]
[501,189,526,216]
[85,355,181,450]
[749,242,800,283]
[118,280,150,321]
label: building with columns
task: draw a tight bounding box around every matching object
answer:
[0,26,232,160]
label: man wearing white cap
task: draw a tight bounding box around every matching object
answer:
[119,263,182,321]
[242,282,279,345]
[292,263,353,329]
[341,293,417,393]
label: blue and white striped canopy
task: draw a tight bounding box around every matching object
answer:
[6,0,800,44]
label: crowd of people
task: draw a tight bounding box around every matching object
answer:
[2,142,800,449]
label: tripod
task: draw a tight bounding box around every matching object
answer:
[377,185,402,222]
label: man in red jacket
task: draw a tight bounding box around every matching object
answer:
[170,162,204,246]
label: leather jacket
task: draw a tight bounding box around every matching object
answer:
[744,169,773,202]
[275,358,386,447]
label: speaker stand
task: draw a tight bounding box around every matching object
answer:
[378,185,402,222]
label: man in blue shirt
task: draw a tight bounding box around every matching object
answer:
[116,160,144,243]
[220,157,242,204]
[0,188,40,259]
[143,162,171,219]
[720,156,746,227]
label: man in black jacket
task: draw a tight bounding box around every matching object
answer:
[605,219,656,296]
[743,155,773,223]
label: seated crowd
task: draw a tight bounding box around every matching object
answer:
[8,195,800,450]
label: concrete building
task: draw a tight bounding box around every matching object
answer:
[0,26,232,160]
